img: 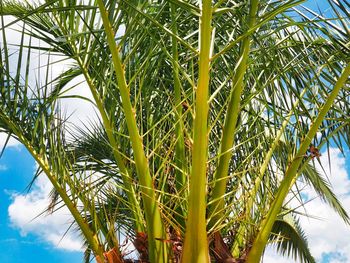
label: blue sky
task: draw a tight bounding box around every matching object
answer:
[1,0,350,262]
[0,146,82,262]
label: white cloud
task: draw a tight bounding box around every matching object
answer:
[2,11,99,130]
[0,133,21,150]
[263,248,299,263]
[264,147,350,262]
[8,174,83,252]
[58,77,99,128]
[297,148,350,261]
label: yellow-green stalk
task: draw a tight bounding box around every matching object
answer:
[181,1,212,262]
[231,88,307,256]
[209,0,260,228]
[97,1,168,262]
[171,3,187,226]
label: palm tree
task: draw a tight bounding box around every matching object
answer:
[1,0,350,262]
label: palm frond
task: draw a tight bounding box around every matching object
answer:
[302,162,350,224]
[269,215,315,263]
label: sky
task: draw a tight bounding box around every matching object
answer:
[1,0,350,262]
[263,148,350,263]
[0,146,83,262]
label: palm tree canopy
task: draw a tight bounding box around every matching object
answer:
[0,0,350,262]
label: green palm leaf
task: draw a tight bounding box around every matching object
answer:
[269,216,315,263]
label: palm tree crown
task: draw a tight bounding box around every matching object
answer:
[0,0,350,262]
